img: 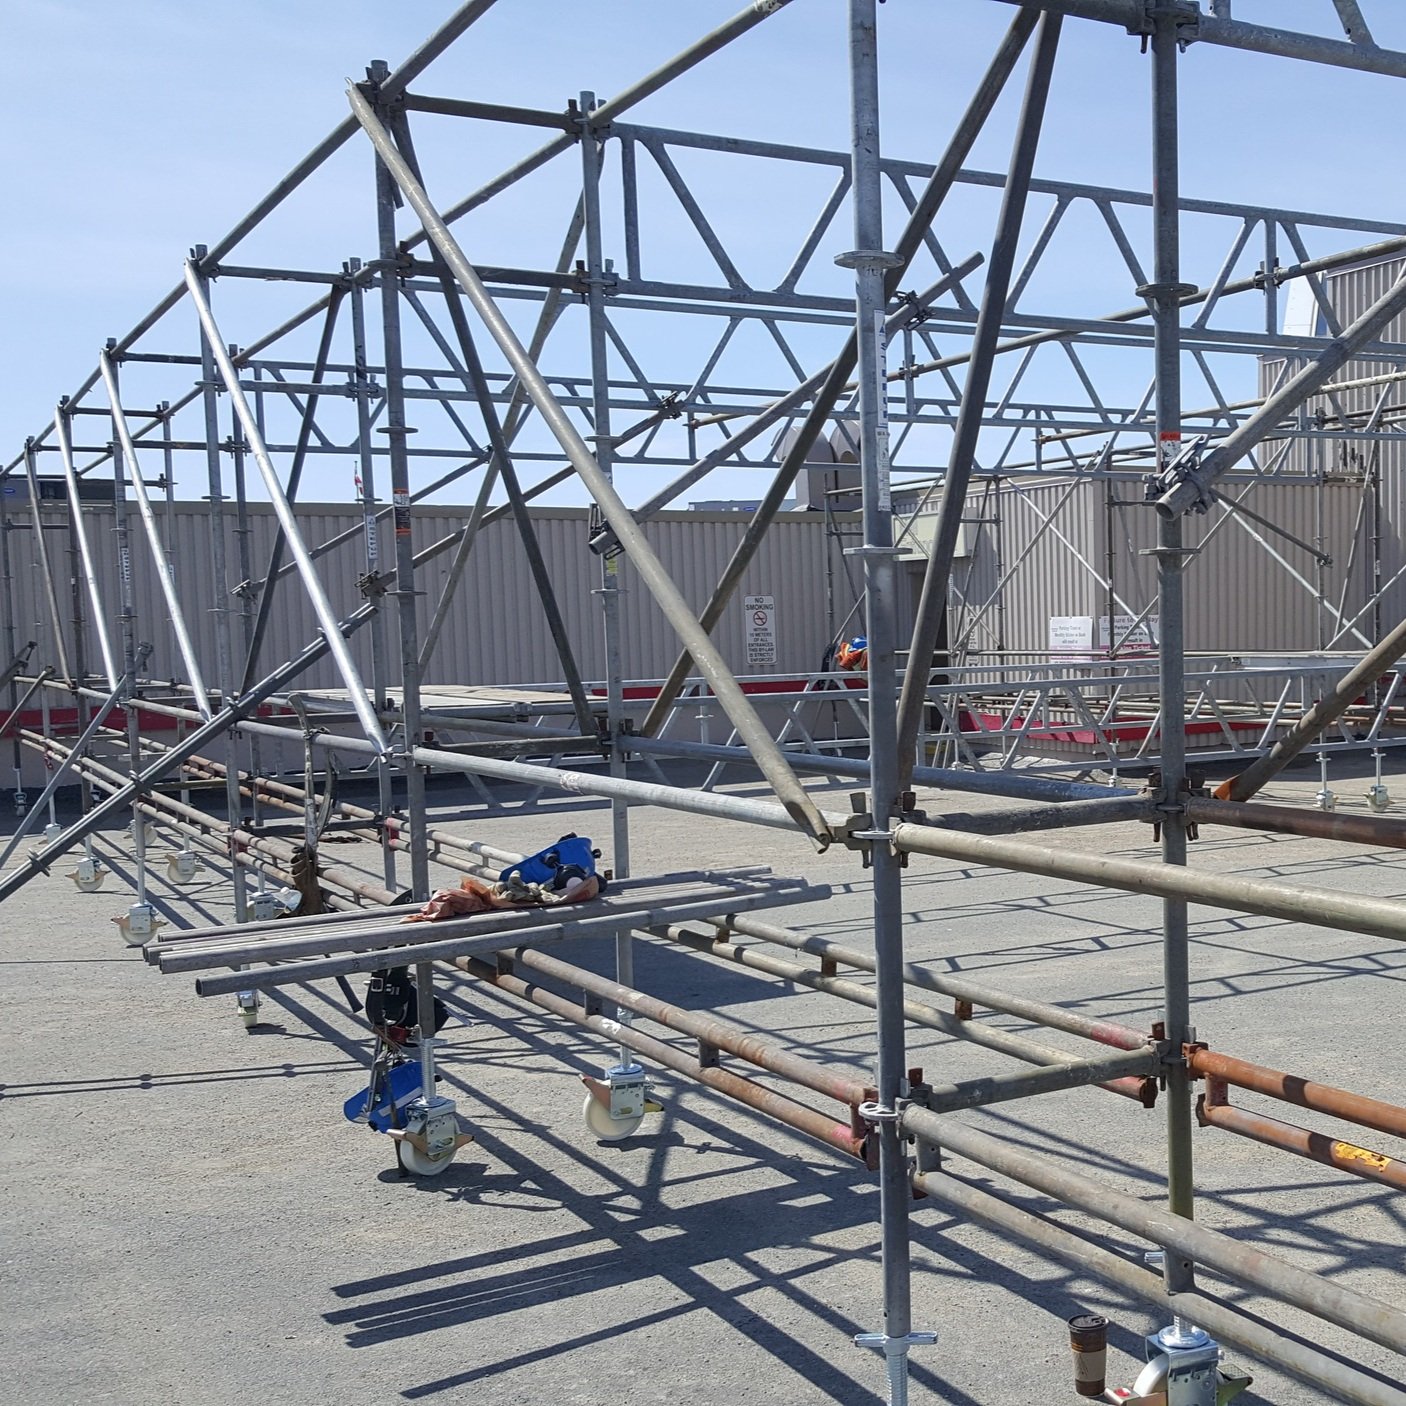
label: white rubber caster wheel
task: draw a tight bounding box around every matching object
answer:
[398,1140,457,1176]
[1133,1356,1170,1398]
[583,1092,644,1141]
[68,864,108,893]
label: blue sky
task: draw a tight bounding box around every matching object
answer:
[4,0,1405,505]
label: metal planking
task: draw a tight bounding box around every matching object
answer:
[2,502,853,695]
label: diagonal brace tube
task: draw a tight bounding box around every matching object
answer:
[1157,264,1406,516]
[0,607,375,904]
[54,408,117,687]
[348,82,831,846]
[638,7,1041,738]
[0,669,131,869]
[895,14,1062,785]
[98,352,212,715]
[182,262,390,756]
[21,444,73,684]
[0,667,52,742]
[1212,615,1406,801]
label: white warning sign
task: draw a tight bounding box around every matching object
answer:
[1098,614,1159,653]
[1047,616,1094,655]
[744,593,777,667]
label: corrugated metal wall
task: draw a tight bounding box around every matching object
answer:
[3,478,1372,695]
[0,503,855,690]
[1259,255,1406,637]
[948,478,1110,657]
[951,476,1369,655]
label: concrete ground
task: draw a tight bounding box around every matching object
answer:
[3,756,1405,1405]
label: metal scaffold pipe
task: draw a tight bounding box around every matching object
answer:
[346,80,832,848]
[1145,0,1197,1304]
[914,1171,1406,1406]
[97,353,211,714]
[894,12,1061,785]
[249,717,840,835]
[1212,615,1406,802]
[711,910,1152,1051]
[20,444,73,685]
[657,923,1157,1103]
[1188,793,1406,847]
[843,1,929,1395]
[901,1100,1406,1359]
[892,819,1406,943]
[156,875,795,971]
[625,732,1140,807]
[639,7,1042,739]
[181,263,390,757]
[53,406,117,688]
[189,886,824,998]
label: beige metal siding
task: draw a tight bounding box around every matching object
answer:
[2,502,853,691]
[952,477,1369,655]
[951,477,1108,657]
[1259,255,1406,636]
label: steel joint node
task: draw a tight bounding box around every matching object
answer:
[834,247,903,270]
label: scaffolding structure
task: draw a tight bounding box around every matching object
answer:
[11,2,1406,1401]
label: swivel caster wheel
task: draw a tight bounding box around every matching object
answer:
[397,1139,458,1177]
[393,1095,469,1175]
[68,859,108,893]
[582,1091,644,1142]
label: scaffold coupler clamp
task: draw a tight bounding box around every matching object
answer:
[841,792,913,869]
[895,288,931,330]
[1148,772,1197,842]
[1144,432,1212,515]
[1128,1,1200,46]
[1149,1023,1193,1093]
[605,715,632,759]
[855,1076,924,1173]
[902,1069,942,1183]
